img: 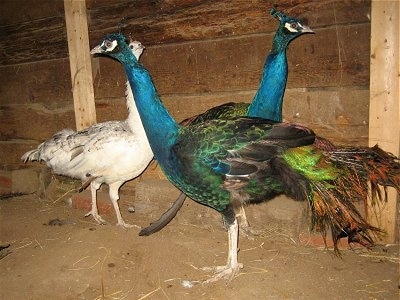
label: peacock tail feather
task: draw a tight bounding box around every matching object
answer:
[280,144,400,252]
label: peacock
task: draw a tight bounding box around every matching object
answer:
[186,7,313,124]
[21,41,153,229]
[91,33,399,282]
[139,7,314,236]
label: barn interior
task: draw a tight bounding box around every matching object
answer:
[0,0,399,299]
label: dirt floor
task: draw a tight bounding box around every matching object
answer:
[0,190,399,300]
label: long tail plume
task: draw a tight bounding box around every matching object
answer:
[288,143,399,252]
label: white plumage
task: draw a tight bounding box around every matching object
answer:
[21,41,153,228]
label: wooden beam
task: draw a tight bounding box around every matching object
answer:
[368,0,399,243]
[64,0,96,130]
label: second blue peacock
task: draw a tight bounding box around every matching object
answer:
[183,7,313,125]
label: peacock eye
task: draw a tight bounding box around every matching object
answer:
[284,21,300,33]
[105,40,113,48]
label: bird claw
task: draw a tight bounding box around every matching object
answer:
[201,262,244,284]
[116,222,141,230]
[239,225,261,240]
[85,211,107,225]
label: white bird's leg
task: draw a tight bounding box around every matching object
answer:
[85,181,107,224]
[109,183,139,229]
[203,218,243,283]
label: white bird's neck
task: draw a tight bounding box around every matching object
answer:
[124,80,147,134]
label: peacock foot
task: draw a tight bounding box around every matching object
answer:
[239,225,262,240]
[85,211,107,225]
[116,221,141,230]
[201,262,244,283]
[201,218,242,283]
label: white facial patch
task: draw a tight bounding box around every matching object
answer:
[284,22,299,33]
[129,41,144,58]
[102,39,118,52]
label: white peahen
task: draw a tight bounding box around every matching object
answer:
[21,41,153,228]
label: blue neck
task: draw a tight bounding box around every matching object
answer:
[123,63,180,164]
[247,50,287,122]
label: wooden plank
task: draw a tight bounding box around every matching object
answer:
[64,0,97,130]
[0,98,126,142]
[0,103,76,141]
[368,0,399,243]
[87,0,371,46]
[283,88,370,145]
[0,15,67,65]
[0,59,72,106]
[0,140,43,167]
[0,0,370,65]
[0,0,64,26]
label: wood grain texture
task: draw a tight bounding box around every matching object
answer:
[64,0,97,130]
[87,0,371,46]
[0,16,67,65]
[0,140,42,167]
[0,98,127,142]
[0,59,72,106]
[0,0,370,65]
[0,0,65,26]
[0,103,76,141]
[368,0,399,243]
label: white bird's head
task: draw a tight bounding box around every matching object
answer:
[128,41,145,60]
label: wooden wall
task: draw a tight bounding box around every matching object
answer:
[0,0,371,175]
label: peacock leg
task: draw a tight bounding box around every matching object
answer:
[236,205,250,227]
[203,218,243,283]
[108,182,139,229]
[85,181,107,225]
[237,205,261,239]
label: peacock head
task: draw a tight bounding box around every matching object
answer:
[129,40,146,60]
[270,7,314,49]
[91,33,138,64]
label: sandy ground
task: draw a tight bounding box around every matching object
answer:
[0,191,399,300]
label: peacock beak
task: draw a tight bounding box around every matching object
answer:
[301,25,314,34]
[90,45,103,54]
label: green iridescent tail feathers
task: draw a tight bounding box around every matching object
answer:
[288,143,400,252]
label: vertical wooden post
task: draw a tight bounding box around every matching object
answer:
[64,0,96,130]
[369,0,399,242]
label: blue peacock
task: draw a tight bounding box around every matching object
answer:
[91,33,399,283]
[186,7,312,124]
[140,7,314,235]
